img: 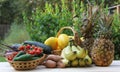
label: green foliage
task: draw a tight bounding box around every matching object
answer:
[3,23,31,44]
[112,13,120,60]
[23,0,79,42]
[1,0,119,24]
[0,57,6,62]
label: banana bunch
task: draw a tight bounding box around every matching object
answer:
[61,40,92,67]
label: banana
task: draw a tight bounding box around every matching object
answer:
[76,46,88,59]
[61,58,70,67]
[78,58,86,67]
[61,47,66,59]
[84,55,92,66]
[71,45,79,52]
[64,45,77,61]
[71,59,78,67]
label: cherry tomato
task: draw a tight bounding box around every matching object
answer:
[31,45,35,49]
[19,46,25,51]
[36,50,41,55]
[8,57,13,61]
[34,47,38,50]
[28,50,35,55]
[12,52,18,57]
[26,44,31,49]
[32,49,36,54]
[37,48,43,52]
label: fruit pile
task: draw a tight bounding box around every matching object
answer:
[6,44,44,61]
[44,27,70,51]
[61,39,92,67]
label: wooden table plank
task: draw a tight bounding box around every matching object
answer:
[0,60,120,72]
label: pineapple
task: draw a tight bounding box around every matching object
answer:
[91,14,114,66]
[81,5,99,57]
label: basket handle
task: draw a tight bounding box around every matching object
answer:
[56,26,82,46]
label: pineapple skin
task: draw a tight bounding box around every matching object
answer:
[82,38,94,57]
[91,38,114,66]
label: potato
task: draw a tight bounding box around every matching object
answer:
[44,60,57,68]
[46,54,62,62]
[57,61,66,68]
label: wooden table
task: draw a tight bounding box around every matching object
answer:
[0,60,120,72]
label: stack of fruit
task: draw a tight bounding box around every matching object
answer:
[44,27,83,55]
[61,39,92,67]
[44,27,71,55]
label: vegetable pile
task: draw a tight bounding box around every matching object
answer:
[6,44,44,61]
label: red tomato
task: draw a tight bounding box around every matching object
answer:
[28,50,35,55]
[19,46,25,51]
[32,49,36,54]
[8,57,12,61]
[31,45,35,49]
[26,44,31,49]
[12,52,18,57]
[36,50,41,55]
[34,47,38,50]
[37,48,43,52]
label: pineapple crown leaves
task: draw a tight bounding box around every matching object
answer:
[98,14,114,39]
[81,5,99,37]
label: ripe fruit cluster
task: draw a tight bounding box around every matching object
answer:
[18,44,43,55]
[44,34,69,50]
[61,40,92,67]
[6,52,18,61]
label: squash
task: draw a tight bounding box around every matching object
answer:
[44,37,58,50]
[57,34,69,50]
[44,34,69,50]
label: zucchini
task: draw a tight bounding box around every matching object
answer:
[31,57,39,60]
[23,41,52,54]
[14,51,26,57]
[13,54,32,61]
[34,53,44,58]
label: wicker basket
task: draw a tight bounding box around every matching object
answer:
[7,54,46,70]
[52,26,82,55]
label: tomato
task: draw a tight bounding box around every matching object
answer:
[31,45,35,49]
[36,50,41,55]
[37,47,42,51]
[32,49,36,54]
[28,50,35,55]
[12,52,18,57]
[26,44,31,49]
[8,57,13,61]
[19,46,25,51]
[34,47,38,50]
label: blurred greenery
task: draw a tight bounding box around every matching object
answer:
[112,13,120,60]
[1,0,120,24]
[0,57,6,62]
[3,23,31,44]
